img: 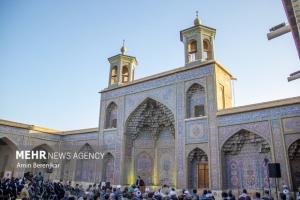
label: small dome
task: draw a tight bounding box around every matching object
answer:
[194,11,201,26]
[194,17,201,26]
[120,45,127,55]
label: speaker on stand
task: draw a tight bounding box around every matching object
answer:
[268,163,281,199]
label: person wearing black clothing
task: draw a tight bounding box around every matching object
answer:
[254,192,261,200]
[228,190,236,200]
[262,190,273,200]
[221,192,228,200]
[192,189,199,200]
[135,176,145,193]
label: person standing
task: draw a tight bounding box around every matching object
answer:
[262,190,273,200]
[135,176,145,193]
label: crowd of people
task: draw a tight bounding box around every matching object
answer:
[0,173,300,200]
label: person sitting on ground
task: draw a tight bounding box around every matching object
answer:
[262,190,273,200]
[135,190,143,200]
[93,192,100,200]
[228,190,236,200]
[115,185,122,200]
[148,191,155,199]
[206,190,214,200]
[161,185,170,197]
[61,190,70,200]
[199,190,207,200]
[184,190,192,199]
[254,192,261,200]
[110,188,117,200]
[20,183,29,199]
[238,189,250,200]
[282,185,291,200]
[192,189,199,200]
[99,186,106,199]
[153,191,162,200]
[222,192,228,200]
[169,188,177,200]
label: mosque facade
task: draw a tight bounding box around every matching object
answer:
[1,17,300,193]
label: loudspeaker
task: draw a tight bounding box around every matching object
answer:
[268,163,281,178]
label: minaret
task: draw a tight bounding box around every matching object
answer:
[107,41,138,87]
[180,11,216,65]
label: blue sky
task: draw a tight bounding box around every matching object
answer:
[0,0,299,130]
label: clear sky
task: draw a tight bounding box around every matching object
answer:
[0,0,299,130]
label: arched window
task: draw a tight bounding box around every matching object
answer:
[203,40,212,60]
[188,40,197,62]
[105,102,117,129]
[122,65,129,83]
[111,66,118,84]
[186,83,205,118]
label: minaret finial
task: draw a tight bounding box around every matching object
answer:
[120,39,127,55]
[194,11,201,26]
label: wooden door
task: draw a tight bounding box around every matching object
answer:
[198,163,209,188]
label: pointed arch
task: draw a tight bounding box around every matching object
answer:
[0,137,18,149]
[187,148,209,189]
[105,102,118,129]
[203,39,212,60]
[75,143,95,182]
[102,152,114,184]
[125,97,175,139]
[0,137,18,178]
[122,65,129,83]
[188,39,197,62]
[29,143,54,176]
[188,148,208,162]
[288,139,300,191]
[188,40,197,53]
[31,143,54,153]
[186,83,206,119]
[135,151,153,185]
[123,98,176,186]
[221,129,271,190]
[111,65,118,84]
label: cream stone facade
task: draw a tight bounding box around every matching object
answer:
[1,17,300,194]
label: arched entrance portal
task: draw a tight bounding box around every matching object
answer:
[222,130,271,190]
[75,143,95,182]
[124,98,175,186]
[0,137,17,178]
[288,139,300,191]
[28,144,53,180]
[188,148,209,189]
[102,153,114,184]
